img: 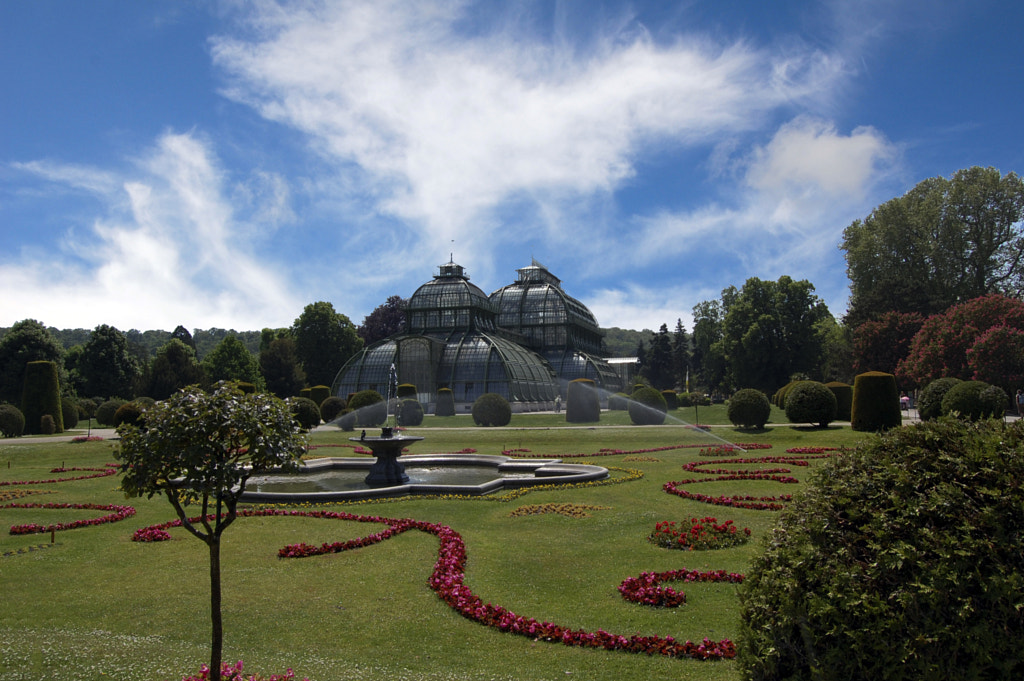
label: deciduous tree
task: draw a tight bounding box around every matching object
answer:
[0,319,65,404]
[202,334,264,389]
[77,325,141,399]
[358,295,407,345]
[851,311,924,376]
[138,339,205,400]
[292,302,363,388]
[260,336,305,398]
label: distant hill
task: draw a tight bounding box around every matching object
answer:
[601,327,651,357]
[0,326,262,361]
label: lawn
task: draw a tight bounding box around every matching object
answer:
[0,412,878,681]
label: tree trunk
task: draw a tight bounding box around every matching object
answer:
[209,536,222,679]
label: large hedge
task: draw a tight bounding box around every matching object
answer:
[290,396,322,431]
[566,379,600,423]
[435,388,455,417]
[727,389,771,429]
[319,396,347,423]
[918,377,962,421]
[941,380,1007,420]
[824,381,852,421]
[850,371,901,432]
[308,385,331,407]
[784,381,837,428]
[20,360,63,435]
[471,393,511,427]
[0,404,25,437]
[628,386,667,425]
[95,398,126,426]
[739,418,1024,680]
[347,389,387,427]
[660,390,678,410]
[397,398,424,426]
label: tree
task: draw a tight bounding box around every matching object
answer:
[641,324,674,390]
[691,299,726,393]
[77,325,141,399]
[358,295,407,345]
[0,319,65,405]
[202,335,265,389]
[671,319,691,390]
[815,317,854,384]
[842,166,1024,325]
[171,325,197,355]
[138,339,205,400]
[260,336,306,398]
[292,302,363,389]
[720,276,831,394]
[851,311,924,376]
[115,383,306,677]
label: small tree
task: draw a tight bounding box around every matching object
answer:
[115,383,306,677]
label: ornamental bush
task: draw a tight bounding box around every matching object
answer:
[347,389,386,427]
[319,396,347,423]
[941,380,1006,420]
[851,371,901,432]
[628,386,667,425]
[95,398,126,426]
[772,381,799,407]
[738,418,1024,680]
[40,414,56,435]
[337,409,357,431]
[397,383,417,399]
[290,396,321,430]
[784,381,837,428]
[608,392,629,410]
[727,389,771,429]
[20,360,63,434]
[113,402,143,427]
[566,378,600,423]
[472,393,511,427]
[308,385,331,407]
[825,381,853,421]
[397,398,424,426]
[918,377,962,421]
[435,388,455,417]
[61,396,80,430]
[0,403,25,437]
[661,390,678,410]
[676,391,694,408]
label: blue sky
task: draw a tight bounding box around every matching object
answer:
[2,0,1022,334]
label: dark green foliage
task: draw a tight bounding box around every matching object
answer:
[77,324,141,399]
[824,381,853,421]
[397,398,424,426]
[292,301,363,388]
[337,409,357,431]
[566,379,600,423]
[851,371,902,432]
[234,382,256,394]
[21,361,63,435]
[113,402,143,427]
[61,396,80,429]
[739,418,1024,681]
[319,396,347,423]
[290,396,321,431]
[40,414,56,435]
[0,403,25,437]
[660,390,678,410]
[607,393,629,410]
[435,388,455,417]
[259,336,306,399]
[472,393,511,427]
[348,389,386,427]
[784,381,837,428]
[133,397,156,410]
[918,377,962,420]
[201,334,264,389]
[299,387,311,399]
[676,391,693,408]
[0,319,66,405]
[771,381,798,407]
[941,380,1006,420]
[727,389,771,429]
[96,398,126,426]
[628,386,667,425]
[396,383,417,398]
[139,339,205,401]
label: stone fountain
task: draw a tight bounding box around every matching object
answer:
[355,426,424,487]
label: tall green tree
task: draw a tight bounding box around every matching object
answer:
[260,336,306,398]
[691,299,726,393]
[171,325,197,354]
[0,319,65,404]
[202,335,265,389]
[358,295,407,345]
[641,324,674,390]
[842,166,1024,325]
[671,318,691,390]
[292,302,363,388]
[138,339,205,400]
[77,325,141,399]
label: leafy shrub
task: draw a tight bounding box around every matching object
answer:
[397,398,424,426]
[0,403,25,437]
[61,396,80,430]
[676,391,694,408]
[234,381,257,394]
[309,385,331,406]
[941,380,1006,420]
[20,360,63,434]
[40,414,56,435]
[113,402,143,427]
[435,388,455,417]
[660,390,678,410]
[825,381,852,421]
[290,396,321,430]
[851,371,901,432]
[727,389,771,429]
[397,383,417,399]
[347,389,386,427]
[299,387,311,400]
[133,396,156,410]
[566,379,600,423]
[608,392,629,410]
[337,409,357,431]
[784,381,837,428]
[319,396,347,423]
[918,377,962,421]
[738,418,1024,680]
[772,381,799,407]
[628,386,667,425]
[95,398,126,426]
[472,393,511,426]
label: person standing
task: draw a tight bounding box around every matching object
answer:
[1016,389,1024,417]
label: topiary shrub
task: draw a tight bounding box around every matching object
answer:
[660,390,678,410]
[0,403,25,437]
[738,418,1024,680]
[851,371,901,432]
[397,383,417,399]
[941,381,1006,421]
[472,393,511,427]
[319,396,347,423]
[20,360,63,435]
[980,384,1010,418]
[40,414,56,435]
[397,398,424,426]
[309,385,331,407]
[727,388,771,429]
[435,388,455,417]
[299,387,311,400]
[337,409,357,431]
[113,402,143,427]
[96,398,126,426]
[918,377,962,421]
[290,396,321,431]
[347,390,387,427]
[784,381,837,428]
[608,392,629,410]
[133,396,156,410]
[772,381,799,407]
[61,396,80,430]
[566,379,600,423]
[677,391,694,408]
[628,386,667,425]
[825,381,853,421]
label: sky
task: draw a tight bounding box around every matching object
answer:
[2,0,1022,335]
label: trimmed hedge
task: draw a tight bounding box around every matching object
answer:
[739,418,1024,680]
[566,379,600,423]
[397,383,417,399]
[727,389,771,429]
[941,380,1006,420]
[628,386,667,425]
[319,396,347,423]
[348,390,387,427]
[784,381,837,428]
[608,392,629,410]
[96,398,126,426]
[397,398,424,426]
[0,403,25,437]
[21,361,63,435]
[825,381,852,421]
[309,385,331,407]
[918,377,962,421]
[435,388,455,417]
[851,371,901,432]
[472,393,511,427]
[61,396,80,430]
[113,402,143,427]
[290,396,322,430]
[660,390,678,410]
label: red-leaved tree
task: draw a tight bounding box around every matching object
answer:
[967,325,1024,392]
[851,311,924,376]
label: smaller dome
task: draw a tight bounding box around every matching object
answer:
[406,261,496,333]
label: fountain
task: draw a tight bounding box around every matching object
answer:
[357,426,423,486]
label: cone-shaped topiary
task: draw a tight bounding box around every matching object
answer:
[785,381,837,428]
[941,381,1006,421]
[851,371,901,431]
[435,388,455,417]
[728,388,771,429]
[472,392,511,426]
[566,378,600,423]
[629,386,667,425]
[661,390,678,410]
[319,396,347,423]
[825,381,853,421]
[348,389,387,427]
[290,396,321,431]
[918,377,962,421]
[20,361,63,435]
[0,403,25,437]
[397,398,424,426]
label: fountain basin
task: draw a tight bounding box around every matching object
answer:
[241,454,608,503]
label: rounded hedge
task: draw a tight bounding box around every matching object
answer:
[941,380,1006,421]
[397,383,417,399]
[608,392,629,410]
[0,404,25,437]
[727,389,771,429]
[918,377,962,421]
[290,396,321,431]
[472,393,511,427]
[435,388,455,417]
[628,386,667,425]
[851,371,902,432]
[397,398,424,426]
[825,381,853,421]
[96,398,127,426]
[347,389,387,427]
[739,418,1024,680]
[61,396,80,430]
[113,402,143,427]
[337,409,357,431]
[566,379,600,423]
[309,385,331,407]
[784,381,837,428]
[319,396,347,424]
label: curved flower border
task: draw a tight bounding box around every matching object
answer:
[0,465,118,487]
[5,501,136,535]
[618,568,746,608]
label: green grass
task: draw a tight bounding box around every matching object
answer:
[0,416,878,681]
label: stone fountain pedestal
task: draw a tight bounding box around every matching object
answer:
[353,427,424,487]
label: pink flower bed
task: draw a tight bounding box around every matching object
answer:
[181,660,304,681]
[618,568,745,608]
[0,465,118,487]
[649,517,751,550]
[5,501,135,534]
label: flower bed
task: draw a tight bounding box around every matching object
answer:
[182,660,305,681]
[509,503,610,518]
[618,568,745,607]
[0,465,118,487]
[648,517,751,550]
[5,501,136,534]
